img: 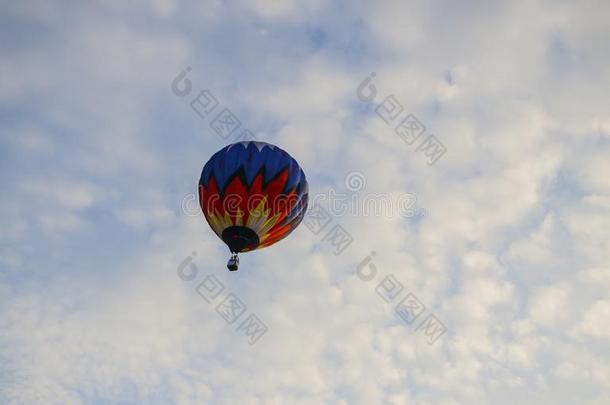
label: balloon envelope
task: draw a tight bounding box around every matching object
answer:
[199,141,308,253]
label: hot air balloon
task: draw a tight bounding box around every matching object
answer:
[199,141,308,271]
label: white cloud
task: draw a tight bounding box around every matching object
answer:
[573,300,610,338]
[2,0,610,403]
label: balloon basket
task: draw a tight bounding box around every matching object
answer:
[227,254,239,271]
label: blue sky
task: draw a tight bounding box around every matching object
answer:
[1,0,610,404]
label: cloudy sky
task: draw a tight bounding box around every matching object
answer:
[1,0,610,403]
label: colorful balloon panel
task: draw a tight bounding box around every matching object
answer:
[199,141,308,253]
